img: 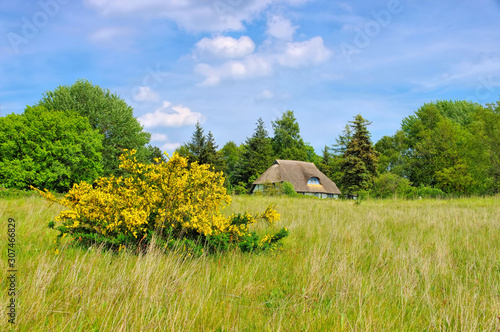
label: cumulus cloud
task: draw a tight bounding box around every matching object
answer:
[194,36,332,85]
[195,36,255,59]
[132,86,160,102]
[278,37,332,67]
[266,16,297,40]
[194,55,273,86]
[138,101,203,128]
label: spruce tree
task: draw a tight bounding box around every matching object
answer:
[186,121,205,163]
[236,118,275,186]
[340,114,378,196]
[181,122,224,172]
[202,131,225,172]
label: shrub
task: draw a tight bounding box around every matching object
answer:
[35,150,287,255]
[415,185,445,199]
[371,173,414,199]
[282,181,298,197]
[371,172,446,199]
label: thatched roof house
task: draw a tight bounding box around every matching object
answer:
[251,159,341,198]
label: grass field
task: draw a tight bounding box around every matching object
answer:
[1,195,500,331]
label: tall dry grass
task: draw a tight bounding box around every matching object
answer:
[1,195,500,331]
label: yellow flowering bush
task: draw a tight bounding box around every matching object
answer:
[35,150,288,254]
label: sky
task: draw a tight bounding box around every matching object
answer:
[1,0,500,154]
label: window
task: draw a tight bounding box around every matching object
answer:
[307,177,320,185]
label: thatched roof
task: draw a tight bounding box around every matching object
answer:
[252,160,341,195]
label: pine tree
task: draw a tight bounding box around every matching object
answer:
[236,118,275,186]
[340,114,378,196]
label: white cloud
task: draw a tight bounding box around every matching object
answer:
[193,64,221,87]
[194,55,273,86]
[195,36,255,59]
[161,142,182,151]
[256,89,274,100]
[266,16,297,40]
[85,0,311,33]
[149,133,181,151]
[89,27,131,42]
[194,36,333,86]
[138,101,204,128]
[278,36,332,67]
[151,133,168,141]
[84,0,264,32]
[132,86,160,102]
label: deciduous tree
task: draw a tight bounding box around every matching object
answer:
[36,79,151,176]
[0,106,102,192]
[271,110,308,161]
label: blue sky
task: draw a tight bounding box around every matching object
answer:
[2,0,500,154]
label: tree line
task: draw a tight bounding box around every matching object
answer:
[1,79,498,197]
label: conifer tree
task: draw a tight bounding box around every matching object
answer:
[340,114,378,196]
[332,124,352,156]
[181,122,224,172]
[236,118,275,186]
[202,131,225,173]
[185,121,205,163]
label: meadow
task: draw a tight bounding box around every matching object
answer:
[1,195,500,331]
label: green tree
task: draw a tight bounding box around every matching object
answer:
[0,106,103,192]
[221,141,242,186]
[147,145,167,164]
[202,131,225,173]
[305,143,319,163]
[340,114,378,196]
[237,118,275,186]
[466,105,500,194]
[401,104,474,192]
[317,146,333,179]
[316,145,343,186]
[185,121,205,163]
[374,131,407,176]
[271,110,308,161]
[36,79,150,176]
[181,122,224,172]
[332,124,352,156]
